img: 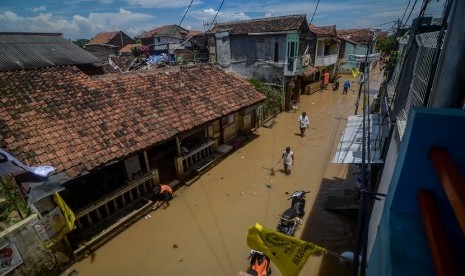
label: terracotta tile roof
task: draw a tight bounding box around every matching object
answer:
[338,29,372,44]
[211,14,308,35]
[302,66,318,77]
[0,65,266,178]
[188,30,202,36]
[89,32,119,45]
[141,25,189,38]
[119,43,141,54]
[309,24,336,36]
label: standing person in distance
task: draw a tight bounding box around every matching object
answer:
[281,146,294,175]
[298,112,310,137]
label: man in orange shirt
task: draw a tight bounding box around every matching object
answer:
[153,184,173,209]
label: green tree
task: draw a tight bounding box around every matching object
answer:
[0,176,30,228]
[72,39,90,48]
[375,36,398,77]
[248,79,282,115]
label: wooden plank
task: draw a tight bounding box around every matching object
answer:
[417,189,459,276]
[430,147,465,235]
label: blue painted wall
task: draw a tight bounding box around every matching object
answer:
[367,107,465,276]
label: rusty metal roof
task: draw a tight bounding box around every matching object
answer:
[0,32,100,71]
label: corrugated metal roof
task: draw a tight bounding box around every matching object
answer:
[0,32,100,71]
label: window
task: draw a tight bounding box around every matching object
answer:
[286,34,299,71]
[274,42,279,62]
[287,41,297,71]
[222,114,235,126]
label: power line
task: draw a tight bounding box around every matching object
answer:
[168,0,194,45]
[206,0,226,32]
[309,0,321,26]
[400,0,412,24]
[403,0,419,27]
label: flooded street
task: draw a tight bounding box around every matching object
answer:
[66,72,365,276]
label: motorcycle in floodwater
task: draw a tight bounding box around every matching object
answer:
[289,190,310,217]
[276,191,310,236]
[248,250,271,276]
[276,206,301,236]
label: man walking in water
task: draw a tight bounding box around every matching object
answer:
[298,112,309,137]
[281,146,294,175]
[343,80,351,94]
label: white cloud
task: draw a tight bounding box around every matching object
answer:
[0,9,155,39]
[31,6,46,13]
[123,0,201,9]
[189,9,250,27]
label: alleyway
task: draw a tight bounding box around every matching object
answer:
[65,68,382,276]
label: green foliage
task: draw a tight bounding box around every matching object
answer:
[133,35,142,44]
[248,79,282,111]
[376,36,399,77]
[72,39,90,48]
[0,176,30,227]
[375,36,396,54]
[131,46,141,58]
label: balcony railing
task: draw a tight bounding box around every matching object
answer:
[315,54,338,67]
[73,170,156,248]
[284,56,305,76]
[179,140,219,173]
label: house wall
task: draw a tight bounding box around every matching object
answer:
[215,32,289,84]
[85,45,118,61]
[228,35,287,85]
[108,33,134,49]
[208,120,221,140]
[339,42,369,71]
[124,155,142,180]
[215,31,232,69]
[223,114,239,143]
[0,215,62,275]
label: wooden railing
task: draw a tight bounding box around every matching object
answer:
[74,170,156,232]
[180,140,217,173]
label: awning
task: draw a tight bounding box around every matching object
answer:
[332,114,388,164]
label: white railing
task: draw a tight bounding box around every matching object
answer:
[315,54,338,67]
[180,140,217,173]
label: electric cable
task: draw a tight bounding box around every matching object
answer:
[403,0,419,28]
[206,0,226,32]
[309,0,321,26]
[168,0,194,45]
[400,0,412,25]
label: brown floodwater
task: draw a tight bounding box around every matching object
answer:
[64,73,364,276]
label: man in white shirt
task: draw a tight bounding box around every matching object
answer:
[298,112,309,137]
[281,146,294,175]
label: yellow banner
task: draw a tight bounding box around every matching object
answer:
[247,223,326,276]
[54,192,76,231]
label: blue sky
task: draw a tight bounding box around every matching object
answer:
[0,0,418,40]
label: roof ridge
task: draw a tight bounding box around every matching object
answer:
[215,14,306,26]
